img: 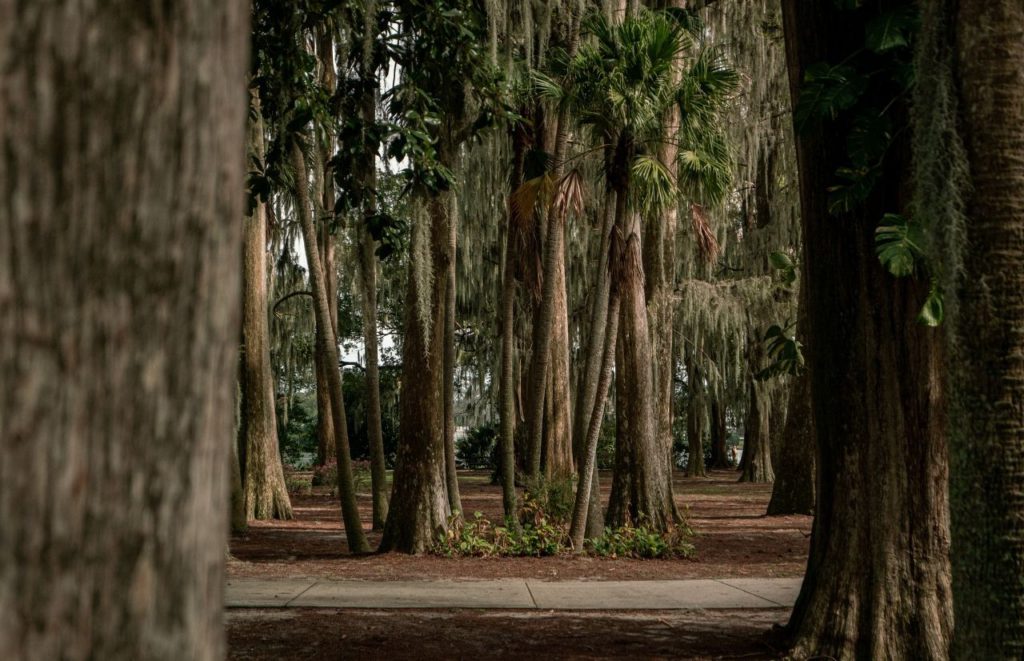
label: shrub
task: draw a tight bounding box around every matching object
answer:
[523,476,576,525]
[285,474,312,496]
[456,424,497,470]
[586,522,696,559]
[312,460,337,487]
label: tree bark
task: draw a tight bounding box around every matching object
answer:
[685,356,708,478]
[767,284,814,515]
[709,399,731,469]
[943,0,1024,656]
[443,199,462,513]
[0,1,247,656]
[779,1,952,657]
[380,190,453,553]
[292,141,370,554]
[738,379,773,483]
[605,177,675,531]
[242,95,293,521]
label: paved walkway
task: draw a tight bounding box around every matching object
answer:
[226,577,801,610]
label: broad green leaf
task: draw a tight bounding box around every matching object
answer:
[865,7,918,53]
[918,284,944,327]
[769,251,794,271]
[875,214,923,277]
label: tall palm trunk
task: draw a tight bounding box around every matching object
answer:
[242,94,293,521]
[0,1,247,654]
[605,155,675,530]
[292,141,370,554]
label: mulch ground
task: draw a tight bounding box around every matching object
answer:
[227,469,809,659]
[228,469,812,581]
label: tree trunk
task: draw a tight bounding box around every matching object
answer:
[779,1,952,656]
[380,191,453,553]
[443,199,462,513]
[738,379,773,483]
[545,249,574,479]
[292,141,370,554]
[685,356,707,478]
[242,95,293,521]
[0,2,247,655]
[709,399,731,469]
[605,177,675,531]
[940,0,1024,655]
[767,285,815,515]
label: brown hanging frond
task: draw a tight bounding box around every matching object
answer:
[510,174,554,301]
[553,168,586,222]
[690,203,721,263]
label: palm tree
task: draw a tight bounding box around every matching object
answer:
[545,8,736,533]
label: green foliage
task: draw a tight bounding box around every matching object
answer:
[285,473,313,496]
[875,213,924,277]
[757,322,804,380]
[586,523,695,559]
[433,505,696,559]
[523,477,576,526]
[456,424,497,470]
[865,7,919,53]
[768,250,798,286]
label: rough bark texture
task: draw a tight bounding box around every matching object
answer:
[780,1,953,657]
[0,2,248,657]
[767,286,815,515]
[242,98,292,521]
[545,248,575,479]
[606,181,675,531]
[292,142,370,554]
[946,0,1024,656]
[738,380,773,484]
[443,201,462,513]
[359,230,389,530]
[380,192,453,553]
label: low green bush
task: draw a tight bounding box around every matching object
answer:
[285,474,312,496]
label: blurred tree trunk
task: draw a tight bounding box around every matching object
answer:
[0,1,247,656]
[443,200,462,512]
[709,399,730,469]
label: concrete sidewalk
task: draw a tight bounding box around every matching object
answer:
[226,577,801,610]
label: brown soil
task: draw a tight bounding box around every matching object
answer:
[226,608,790,660]
[228,470,811,581]
[227,470,806,659]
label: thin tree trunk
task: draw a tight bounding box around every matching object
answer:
[525,13,581,480]
[569,293,621,549]
[242,95,293,521]
[942,0,1024,655]
[0,2,247,655]
[779,1,952,656]
[685,356,707,478]
[292,141,370,554]
[545,250,574,479]
[443,199,462,513]
[709,399,731,469]
[738,379,773,483]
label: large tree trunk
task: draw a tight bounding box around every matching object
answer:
[779,1,952,657]
[292,141,370,554]
[545,250,574,479]
[767,285,815,515]
[938,0,1024,655]
[605,175,675,531]
[380,191,453,553]
[359,230,389,530]
[0,1,247,656]
[242,95,293,521]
